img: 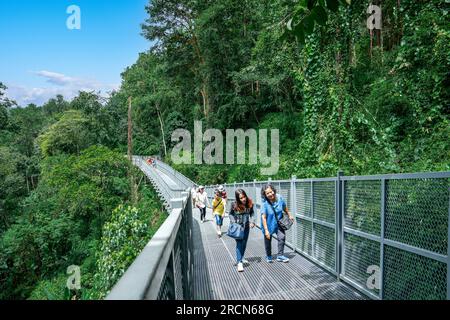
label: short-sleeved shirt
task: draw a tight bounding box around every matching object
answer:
[260,194,286,235]
[212,197,225,216]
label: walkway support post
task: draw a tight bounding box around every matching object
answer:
[291,175,297,249]
[447,190,450,300]
[380,178,386,299]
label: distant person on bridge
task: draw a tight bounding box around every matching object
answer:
[229,189,255,272]
[146,157,156,168]
[191,186,198,207]
[218,185,227,201]
[261,184,294,263]
[195,186,210,223]
[212,189,226,237]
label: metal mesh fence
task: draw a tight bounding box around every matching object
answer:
[173,237,184,299]
[313,181,335,224]
[296,182,312,217]
[383,245,447,300]
[343,233,380,296]
[279,182,293,245]
[344,180,381,235]
[157,257,175,300]
[296,218,312,256]
[314,223,335,269]
[385,178,449,255]
[203,172,450,300]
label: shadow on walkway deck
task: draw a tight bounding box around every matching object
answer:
[192,208,366,300]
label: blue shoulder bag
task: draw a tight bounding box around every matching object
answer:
[227,213,244,240]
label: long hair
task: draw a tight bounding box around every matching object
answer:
[234,189,253,212]
[261,184,277,203]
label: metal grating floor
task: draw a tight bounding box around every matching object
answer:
[192,208,366,300]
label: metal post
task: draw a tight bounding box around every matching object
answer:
[341,180,346,277]
[380,179,386,300]
[447,186,450,300]
[336,171,343,279]
[291,176,297,248]
[311,181,315,259]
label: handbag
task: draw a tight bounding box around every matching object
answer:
[227,222,244,240]
[269,201,293,231]
[227,212,244,240]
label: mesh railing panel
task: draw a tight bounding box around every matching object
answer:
[202,173,450,300]
[313,224,335,269]
[157,258,175,300]
[173,237,184,299]
[383,245,447,300]
[296,218,312,256]
[344,180,381,235]
[279,182,293,244]
[313,181,335,223]
[279,182,291,207]
[343,233,380,296]
[385,178,449,255]
[296,182,312,217]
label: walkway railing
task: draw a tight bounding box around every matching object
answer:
[206,171,450,300]
[108,156,449,300]
[106,159,194,300]
[133,156,187,208]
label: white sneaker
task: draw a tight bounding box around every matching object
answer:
[241,258,249,264]
[237,262,244,272]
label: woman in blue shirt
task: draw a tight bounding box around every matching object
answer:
[260,184,294,263]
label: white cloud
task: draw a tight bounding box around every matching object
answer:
[4,71,120,106]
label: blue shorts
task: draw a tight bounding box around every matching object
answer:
[215,215,223,226]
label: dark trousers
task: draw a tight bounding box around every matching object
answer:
[264,228,286,257]
[199,207,206,221]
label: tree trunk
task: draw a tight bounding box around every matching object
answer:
[127,97,133,162]
[127,97,138,205]
[156,102,167,157]
[190,32,210,118]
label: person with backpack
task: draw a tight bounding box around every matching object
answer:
[260,184,294,263]
[212,189,226,237]
[228,189,255,272]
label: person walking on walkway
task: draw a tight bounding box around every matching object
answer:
[212,189,226,237]
[229,189,255,272]
[196,186,210,223]
[191,186,198,207]
[218,185,227,201]
[260,184,294,263]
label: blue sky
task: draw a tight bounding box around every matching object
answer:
[0,0,151,106]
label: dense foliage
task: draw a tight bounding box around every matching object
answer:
[0,82,166,300]
[0,0,448,299]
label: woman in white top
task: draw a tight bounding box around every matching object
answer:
[195,186,210,222]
